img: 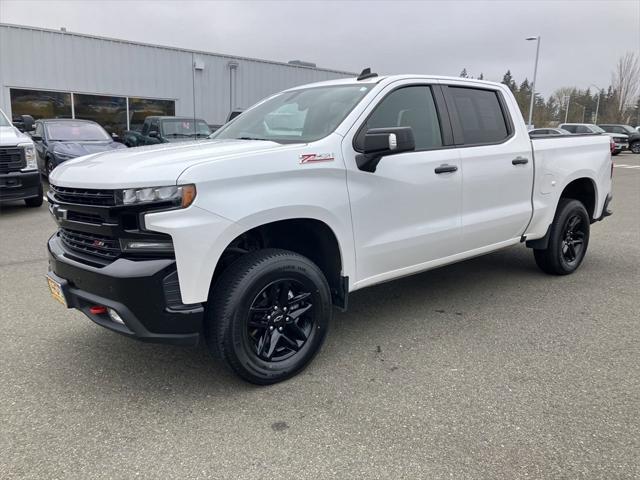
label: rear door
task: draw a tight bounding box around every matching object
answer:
[442,83,534,251]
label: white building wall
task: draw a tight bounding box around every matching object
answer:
[0,23,353,124]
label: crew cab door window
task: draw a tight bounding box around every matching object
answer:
[356,86,443,150]
[447,87,510,145]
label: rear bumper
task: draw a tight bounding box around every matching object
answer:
[0,170,41,202]
[48,234,203,345]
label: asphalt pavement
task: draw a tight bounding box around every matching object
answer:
[1,152,639,479]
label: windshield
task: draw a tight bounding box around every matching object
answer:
[591,125,606,133]
[621,125,636,134]
[46,122,110,141]
[0,110,11,127]
[212,84,372,143]
[162,119,211,138]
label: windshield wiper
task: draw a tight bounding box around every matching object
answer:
[236,136,268,141]
[165,133,191,137]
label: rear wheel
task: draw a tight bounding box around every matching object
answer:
[206,248,331,384]
[533,198,590,275]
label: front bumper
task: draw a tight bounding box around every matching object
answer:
[48,234,203,345]
[0,170,41,202]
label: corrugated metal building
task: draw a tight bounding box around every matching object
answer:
[0,23,353,134]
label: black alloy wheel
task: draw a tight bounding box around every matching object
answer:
[560,213,587,267]
[206,248,331,384]
[247,279,314,362]
[630,142,640,154]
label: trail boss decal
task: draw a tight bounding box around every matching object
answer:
[299,153,335,164]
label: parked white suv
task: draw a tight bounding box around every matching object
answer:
[47,71,613,384]
[560,123,628,155]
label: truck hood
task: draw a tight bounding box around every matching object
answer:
[49,139,293,188]
[0,125,33,147]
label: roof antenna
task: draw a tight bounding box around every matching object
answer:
[357,67,378,81]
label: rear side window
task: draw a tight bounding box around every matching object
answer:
[448,87,509,144]
[562,125,577,133]
[355,86,443,151]
[576,125,591,134]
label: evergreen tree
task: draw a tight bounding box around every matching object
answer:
[459,68,468,78]
[501,70,517,93]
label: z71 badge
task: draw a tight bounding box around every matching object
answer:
[299,153,335,164]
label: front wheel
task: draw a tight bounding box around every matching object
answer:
[612,149,621,156]
[533,198,590,275]
[630,142,640,154]
[206,248,331,384]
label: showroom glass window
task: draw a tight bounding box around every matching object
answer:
[10,89,72,120]
[73,94,127,136]
[129,98,175,132]
[447,87,509,144]
[355,86,443,151]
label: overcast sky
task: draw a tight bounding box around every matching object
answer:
[1,0,638,96]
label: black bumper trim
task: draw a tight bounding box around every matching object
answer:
[0,170,42,202]
[48,235,203,346]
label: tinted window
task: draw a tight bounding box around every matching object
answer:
[74,94,126,136]
[129,98,175,132]
[562,125,577,133]
[161,119,211,138]
[34,122,44,138]
[356,86,442,151]
[449,87,509,144]
[576,125,591,134]
[599,125,614,133]
[45,121,110,141]
[10,89,72,120]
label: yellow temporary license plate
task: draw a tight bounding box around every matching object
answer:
[47,275,67,307]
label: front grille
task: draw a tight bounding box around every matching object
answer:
[59,228,121,260]
[66,211,104,225]
[0,147,25,174]
[50,184,116,206]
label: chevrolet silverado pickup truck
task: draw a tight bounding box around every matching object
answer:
[0,109,42,207]
[46,71,613,384]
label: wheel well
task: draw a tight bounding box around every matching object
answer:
[212,219,346,308]
[560,178,596,219]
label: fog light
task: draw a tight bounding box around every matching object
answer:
[108,308,124,325]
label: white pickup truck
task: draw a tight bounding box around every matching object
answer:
[47,71,613,384]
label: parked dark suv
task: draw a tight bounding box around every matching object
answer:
[598,124,640,154]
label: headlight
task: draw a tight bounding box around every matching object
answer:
[19,143,37,171]
[120,184,196,208]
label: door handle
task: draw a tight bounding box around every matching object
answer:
[512,157,529,165]
[434,164,458,174]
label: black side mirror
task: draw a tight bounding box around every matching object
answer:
[13,115,35,133]
[356,127,415,172]
[30,134,43,142]
[149,131,159,138]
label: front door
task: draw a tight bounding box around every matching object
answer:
[343,83,463,288]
